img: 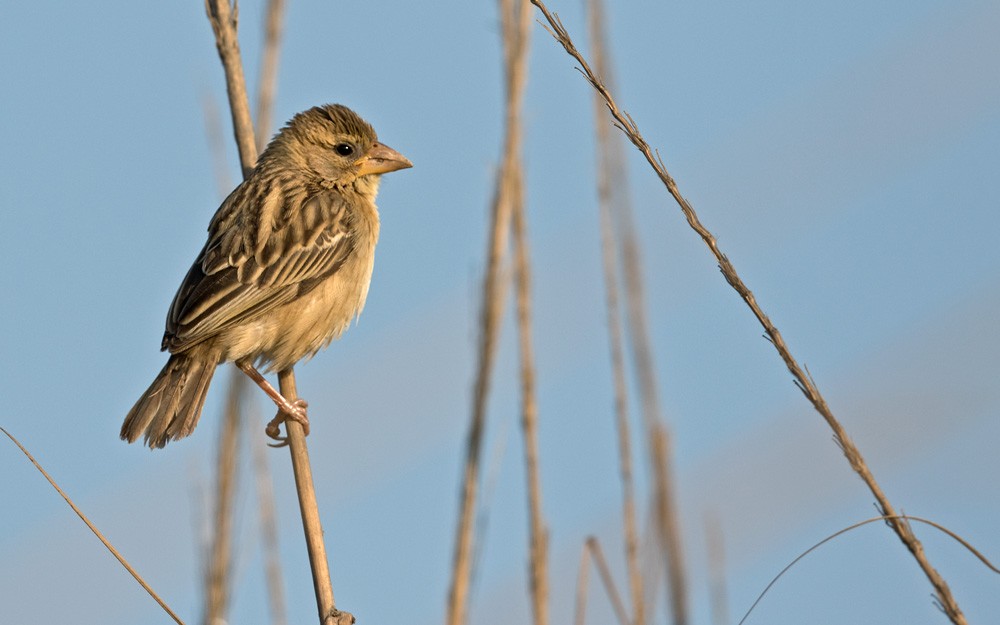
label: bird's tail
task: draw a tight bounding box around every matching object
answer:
[121,353,216,449]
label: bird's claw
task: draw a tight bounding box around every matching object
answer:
[265,398,310,447]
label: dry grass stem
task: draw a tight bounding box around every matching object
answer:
[651,424,688,625]
[254,0,286,154]
[704,512,730,625]
[201,93,234,197]
[512,128,549,625]
[573,541,592,625]
[253,423,288,625]
[586,0,645,622]
[204,3,348,623]
[500,1,549,623]
[588,537,631,625]
[740,515,999,625]
[445,0,533,623]
[203,372,245,625]
[277,369,350,625]
[585,2,687,621]
[204,0,257,176]
[527,2,967,621]
[445,204,509,625]
[250,5,289,620]
[1,428,186,625]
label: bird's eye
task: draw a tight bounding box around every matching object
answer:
[333,143,355,156]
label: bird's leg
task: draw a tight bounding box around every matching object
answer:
[235,361,310,443]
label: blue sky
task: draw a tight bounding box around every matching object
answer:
[1,1,998,624]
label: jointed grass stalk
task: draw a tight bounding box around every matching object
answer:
[527,2,968,622]
[204,2,350,623]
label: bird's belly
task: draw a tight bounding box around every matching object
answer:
[218,250,375,372]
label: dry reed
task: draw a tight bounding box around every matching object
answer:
[202,373,245,625]
[204,2,350,623]
[500,0,550,623]
[254,0,285,154]
[252,423,288,625]
[585,0,645,622]
[704,512,730,625]
[251,4,289,619]
[445,0,534,623]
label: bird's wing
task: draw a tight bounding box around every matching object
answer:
[163,189,354,353]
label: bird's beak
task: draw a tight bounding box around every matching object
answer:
[356,142,413,176]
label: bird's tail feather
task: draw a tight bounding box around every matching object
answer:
[121,354,216,448]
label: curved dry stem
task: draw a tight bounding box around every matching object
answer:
[739,515,999,625]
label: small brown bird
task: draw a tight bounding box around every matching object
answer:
[122,104,411,448]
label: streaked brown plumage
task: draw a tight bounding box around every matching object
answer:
[122,104,411,448]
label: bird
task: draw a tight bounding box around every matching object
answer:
[121,104,412,449]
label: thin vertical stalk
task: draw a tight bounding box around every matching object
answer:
[203,372,244,625]
[651,424,688,625]
[204,0,256,178]
[277,369,347,625]
[444,0,532,623]
[586,0,644,623]
[443,60,515,625]
[252,3,289,621]
[573,542,592,625]
[704,512,730,625]
[254,0,286,154]
[584,0,687,620]
[499,0,548,623]
[204,2,348,623]
[511,146,548,625]
[252,430,288,625]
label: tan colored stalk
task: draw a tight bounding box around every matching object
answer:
[254,0,285,154]
[704,512,730,625]
[204,2,350,623]
[253,423,288,625]
[203,373,244,625]
[573,541,591,625]
[585,0,645,623]
[588,537,630,625]
[444,1,532,624]
[252,4,289,621]
[573,537,631,625]
[1,428,186,624]
[651,424,688,625]
[500,0,548,623]
[527,2,968,622]
[201,94,234,197]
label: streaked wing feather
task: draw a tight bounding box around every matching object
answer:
[164,190,352,352]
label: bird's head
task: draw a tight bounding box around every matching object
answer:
[264,103,412,197]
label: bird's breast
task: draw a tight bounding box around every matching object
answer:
[218,209,379,372]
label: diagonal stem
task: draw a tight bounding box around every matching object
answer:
[527,1,968,622]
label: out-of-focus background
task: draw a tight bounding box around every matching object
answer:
[1,1,998,624]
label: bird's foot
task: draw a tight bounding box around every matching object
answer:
[265,398,310,447]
